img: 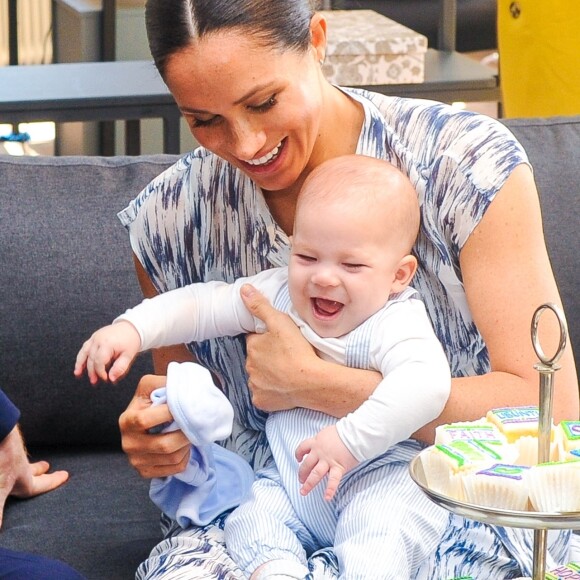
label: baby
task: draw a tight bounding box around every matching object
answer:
[75,154,450,579]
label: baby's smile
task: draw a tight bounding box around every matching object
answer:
[311,297,344,319]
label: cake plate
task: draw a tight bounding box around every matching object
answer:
[409,303,579,580]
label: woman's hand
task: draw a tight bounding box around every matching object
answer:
[241,284,319,412]
[119,374,190,479]
[241,284,381,417]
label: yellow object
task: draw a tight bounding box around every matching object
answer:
[498,0,580,117]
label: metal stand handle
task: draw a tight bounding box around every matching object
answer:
[530,303,568,580]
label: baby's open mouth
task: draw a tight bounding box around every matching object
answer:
[312,298,343,318]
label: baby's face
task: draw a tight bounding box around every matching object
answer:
[288,200,404,338]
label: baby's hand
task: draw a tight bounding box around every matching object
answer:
[295,425,359,501]
[74,321,141,385]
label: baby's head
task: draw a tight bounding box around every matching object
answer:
[288,155,420,338]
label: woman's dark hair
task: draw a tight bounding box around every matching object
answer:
[146,0,319,78]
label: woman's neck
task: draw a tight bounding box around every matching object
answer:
[264,186,301,236]
[319,86,365,160]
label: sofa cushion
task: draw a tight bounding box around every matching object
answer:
[0,449,162,579]
[0,155,178,448]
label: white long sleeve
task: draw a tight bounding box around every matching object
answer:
[116,268,289,351]
[117,269,450,465]
[333,296,451,462]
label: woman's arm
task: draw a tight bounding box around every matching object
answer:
[243,166,578,443]
[414,164,578,442]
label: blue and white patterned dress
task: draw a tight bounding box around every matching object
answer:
[118,89,573,579]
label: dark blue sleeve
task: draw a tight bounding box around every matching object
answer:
[0,547,85,579]
[0,388,20,442]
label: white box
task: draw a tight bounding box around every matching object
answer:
[322,10,428,86]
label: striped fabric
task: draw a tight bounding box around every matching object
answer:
[225,440,447,578]
[119,89,572,578]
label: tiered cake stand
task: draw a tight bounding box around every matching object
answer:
[409,303,580,580]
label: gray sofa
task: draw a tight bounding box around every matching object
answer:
[0,115,578,579]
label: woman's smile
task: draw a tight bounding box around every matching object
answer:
[244,140,284,166]
[238,138,288,177]
[164,32,325,194]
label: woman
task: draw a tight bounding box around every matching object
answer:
[116,0,579,577]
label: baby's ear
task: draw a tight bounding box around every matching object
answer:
[392,255,418,293]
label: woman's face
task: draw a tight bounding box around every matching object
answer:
[164,27,326,193]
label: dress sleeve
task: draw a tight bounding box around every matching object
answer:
[0,388,20,442]
[367,92,530,253]
[117,149,272,294]
[430,116,531,253]
[117,153,202,293]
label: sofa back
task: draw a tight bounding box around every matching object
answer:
[0,155,178,448]
[0,116,578,449]
[502,116,579,382]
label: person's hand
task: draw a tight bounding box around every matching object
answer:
[119,374,191,479]
[295,425,359,501]
[241,284,318,412]
[74,321,141,385]
[0,425,69,529]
